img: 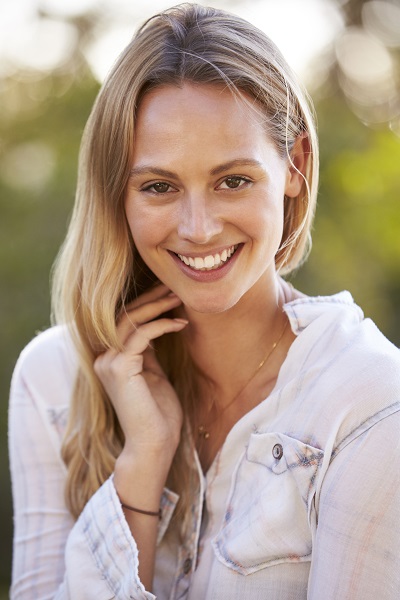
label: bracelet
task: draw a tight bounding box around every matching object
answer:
[120,502,162,520]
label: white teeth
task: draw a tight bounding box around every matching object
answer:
[177,245,238,271]
[204,255,215,268]
[194,257,204,269]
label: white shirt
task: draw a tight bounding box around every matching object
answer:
[9,292,400,600]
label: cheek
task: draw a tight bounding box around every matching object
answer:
[243,194,284,240]
[125,203,157,250]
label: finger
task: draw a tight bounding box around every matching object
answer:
[117,293,183,345]
[93,346,118,377]
[123,317,188,357]
[142,345,165,377]
[122,284,170,313]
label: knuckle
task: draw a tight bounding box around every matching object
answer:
[108,354,124,376]
[93,354,104,375]
[117,310,137,330]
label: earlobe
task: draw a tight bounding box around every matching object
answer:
[284,134,310,198]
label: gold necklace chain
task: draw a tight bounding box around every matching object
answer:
[197,315,289,441]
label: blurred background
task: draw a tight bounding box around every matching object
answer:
[1,0,399,595]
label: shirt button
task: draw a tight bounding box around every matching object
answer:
[272,443,283,460]
[183,557,193,574]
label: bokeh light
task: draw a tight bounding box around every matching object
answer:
[0,141,56,193]
[362,0,400,48]
[1,17,78,74]
[335,26,399,124]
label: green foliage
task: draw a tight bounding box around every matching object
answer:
[293,94,400,345]
[0,68,100,587]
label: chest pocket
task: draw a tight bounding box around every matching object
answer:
[212,432,324,575]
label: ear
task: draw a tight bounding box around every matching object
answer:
[284,134,311,198]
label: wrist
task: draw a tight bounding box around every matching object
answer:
[121,437,178,473]
[118,497,162,520]
[113,448,172,506]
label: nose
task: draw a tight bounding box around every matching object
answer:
[177,193,223,244]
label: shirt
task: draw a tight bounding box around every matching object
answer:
[9,292,400,600]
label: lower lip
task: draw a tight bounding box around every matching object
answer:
[169,244,243,283]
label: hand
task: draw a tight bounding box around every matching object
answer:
[94,285,188,470]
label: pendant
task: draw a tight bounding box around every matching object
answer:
[198,425,210,440]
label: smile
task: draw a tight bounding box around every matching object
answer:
[176,245,239,271]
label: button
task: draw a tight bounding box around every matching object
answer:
[272,443,283,460]
[183,557,192,574]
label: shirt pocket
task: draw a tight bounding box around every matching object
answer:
[212,432,324,575]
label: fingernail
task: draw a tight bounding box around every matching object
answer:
[168,292,179,298]
[174,318,189,325]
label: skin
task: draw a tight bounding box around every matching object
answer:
[94,83,308,590]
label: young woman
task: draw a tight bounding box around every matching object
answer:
[9,4,400,599]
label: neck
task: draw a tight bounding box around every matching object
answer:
[178,275,289,402]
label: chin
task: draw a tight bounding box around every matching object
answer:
[182,293,242,316]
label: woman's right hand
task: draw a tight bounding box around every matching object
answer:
[94,285,188,589]
[94,284,188,475]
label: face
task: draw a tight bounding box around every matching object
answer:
[125,83,304,314]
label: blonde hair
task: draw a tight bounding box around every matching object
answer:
[52,3,319,519]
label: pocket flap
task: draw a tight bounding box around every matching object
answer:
[213,432,324,575]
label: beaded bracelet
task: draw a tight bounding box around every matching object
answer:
[121,501,162,520]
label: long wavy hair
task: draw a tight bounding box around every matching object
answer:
[52,2,319,520]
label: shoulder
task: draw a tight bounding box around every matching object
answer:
[283,291,400,445]
[11,325,78,411]
[285,291,400,380]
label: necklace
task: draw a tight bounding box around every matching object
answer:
[197,315,289,441]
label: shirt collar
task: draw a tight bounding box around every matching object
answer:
[283,291,364,336]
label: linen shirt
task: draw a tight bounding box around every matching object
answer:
[9,292,400,600]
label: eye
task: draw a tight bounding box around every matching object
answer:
[142,181,175,194]
[218,176,252,190]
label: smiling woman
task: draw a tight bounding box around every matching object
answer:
[124,83,305,308]
[8,3,400,600]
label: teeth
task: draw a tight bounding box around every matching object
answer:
[194,257,204,269]
[177,245,238,271]
[204,255,214,268]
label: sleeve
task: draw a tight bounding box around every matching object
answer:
[61,477,178,600]
[308,410,400,599]
[9,352,73,599]
[9,335,178,600]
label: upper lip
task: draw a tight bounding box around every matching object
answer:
[169,243,241,259]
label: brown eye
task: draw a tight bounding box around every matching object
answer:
[152,182,170,193]
[225,176,242,189]
[219,176,251,191]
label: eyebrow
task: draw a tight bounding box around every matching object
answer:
[129,159,264,180]
[210,159,264,176]
[129,166,177,179]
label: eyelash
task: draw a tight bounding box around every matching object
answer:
[142,181,176,194]
[141,176,252,195]
[218,176,252,190]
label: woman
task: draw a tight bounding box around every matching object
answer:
[9,3,400,599]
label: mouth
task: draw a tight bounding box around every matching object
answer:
[175,244,239,271]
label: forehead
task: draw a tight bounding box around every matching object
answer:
[133,83,276,161]
[137,82,264,120]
